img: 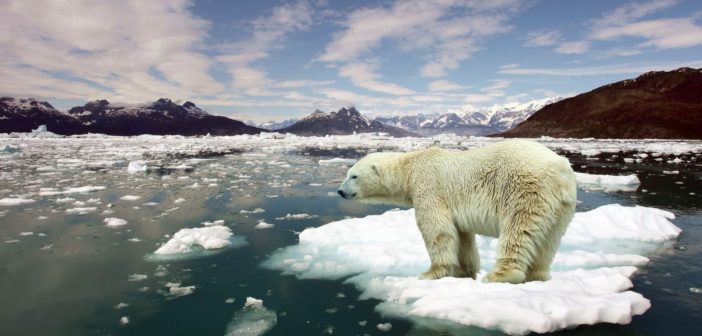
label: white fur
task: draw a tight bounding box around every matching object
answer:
[339,139,577,283]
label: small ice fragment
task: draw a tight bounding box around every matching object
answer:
[174,198,186,204]
[240,208,265,214]
[127,161,149,173]
[225,298,236,304]
[0,198,35,206]
[690,288,702,294]
[225,297,277,336]
[154,226,234,255]
[127,274,148,282]
[377,323,392,332]
[120,195,141,201]
[19,232,34,236]
[65,207,98,215]
[119,316,129,325]
[104,218,128,228]
[255,221,274,229]
[164,282,195,298]
[128,238,141,242]
[115,303,129,309]
[358,321,367,327]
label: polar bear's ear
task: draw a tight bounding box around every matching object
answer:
[371,164,379,175]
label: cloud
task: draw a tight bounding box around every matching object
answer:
[216,1,314,92]
[498,59,702,76]
[319,0,521,78]
[524,30,562,47]
[338,62,415,95]
[0,0,222,101]
[554,41,590,54]
[591,18,702,49]
[591,0,679,28]
[428,80,468,92]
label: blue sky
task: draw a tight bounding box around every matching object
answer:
[2,0,702,122]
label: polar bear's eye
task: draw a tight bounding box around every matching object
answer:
[351,175,358,179]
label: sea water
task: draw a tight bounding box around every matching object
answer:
[0,134,700,335]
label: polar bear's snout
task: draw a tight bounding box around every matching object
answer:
[338,180,357,199]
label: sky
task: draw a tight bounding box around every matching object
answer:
[1,0,702,123]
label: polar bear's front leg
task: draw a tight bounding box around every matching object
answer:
[414,207,465,280]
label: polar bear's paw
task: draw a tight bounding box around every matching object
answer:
[483,269,527,284]
[419,264,467,280]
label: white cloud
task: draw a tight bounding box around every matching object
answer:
[428,80,467,92]
[591,18,702,49]
[524,30,562,47]
[0,0,221,101]
[319,0,521,78]
[554,41,590,54]
[591,0,679,28]
[339,62,415,95]
[498,59,702,76]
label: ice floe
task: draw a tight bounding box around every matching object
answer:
[318,158,357,165]
[264,204,681,335]
[164,282,196,298]
[224,297,277,336]
[151,225,246,259]
[254,221,274,229]
[39,186,106,196]
[104,218,128,228]
[575,172,641,192]
[0,198,35,206]
[275,213,319,220]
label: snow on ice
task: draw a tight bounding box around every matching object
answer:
[263,204,681,335]
[575,172,641,192]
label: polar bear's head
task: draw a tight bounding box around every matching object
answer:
[338,152,404,204]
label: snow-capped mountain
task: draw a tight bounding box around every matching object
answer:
[375,97,563,136]
[0,97,86,134]
[1,97,261,136]
[280,107,416,137]
[253,118,298,130]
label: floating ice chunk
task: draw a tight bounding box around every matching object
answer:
[19,232,34,236]
[120,195,141,201]
[264,204,681,335]
[0,198,35,206]
[580,149,600,156]
[318,158,357,165]
[152,226,245,258]
[174,198,186,204]
[115,303,129,309]
[164,282,195,298]
[128,274,148,282]
[575,172,640,192]
[65,207,98,215]
[377,323,392,332]
[240,208,265,214]
[127,161,149,173]
[40,186,106,196]
[201,219,225,226]
[255,221,274,229]
[275,213,319,220]
[225,297,277,336]
[120,316,129,325]
[104,218,128,228]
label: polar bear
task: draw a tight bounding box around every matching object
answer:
[337,139,577,284]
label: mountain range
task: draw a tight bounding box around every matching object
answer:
[279,107,416,137]
[0,97,262,136]
[374,97,562,136]
[502,67,702,139]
